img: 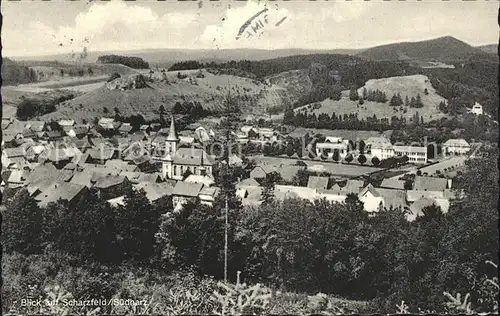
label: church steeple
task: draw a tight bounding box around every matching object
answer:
[166,113,179,142]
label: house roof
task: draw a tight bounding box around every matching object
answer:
[87,146,115,160]
[4,147,26,158]
[69,170,95,187]
[105,159,136,172]
[94,175,127,189]
[121,171,160,184]
[38,183,86,208]
[118,123,133,133]
[393,145,427,154]
[274,185,316,201]
[238,178,260,187]
[199,186,220,199]
[8,170,27,184]
[307,176,329,190]
[407,197,450,221]
[25,121,45,132]
[134,181,176,201]
[173,148,213,166]
[380,178,406,190]
[172,181,203,197]
[58,119,75,126]
[413,176,448,191]
[376,188,408,209]
[330,179,364,194]
[365,136,392,149]
[185,174,215,187]
[107,195,126,207]
[130,131,149,142]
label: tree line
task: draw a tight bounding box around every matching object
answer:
[97,55,149,69]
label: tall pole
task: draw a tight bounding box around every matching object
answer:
[224,195,228,282]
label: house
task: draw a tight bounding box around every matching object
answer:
[86,145,116,164]
[185,174,215,187]
[98,118,115,130]
[194,126,211,142]
[7,170,28,187]
[407,197,450,222]
[228,154,244,167]
[316,189,348,203]
[470,102,483,115]
[37,183,87,208]
[240,125,258,138]
[443,139,470,155]
[94,175,131,199]
[63,125,89,138]
[365,136,394,160]
[120,171,161,184]
[58,119,75,128]
[46,130,64,141]
[393,146,427,164]
[198,187,220,206]
[330,179,364,195]
[134,181,176,202]
[236,185,263,206]
[315,141,350,159]
[118,123,133,135]
[107,196,126,207]
[274,185,316,202]
[358,184,408,213]
[249,164,304,183]
[105,159,138,173]
[179,136,195,146]
[413,176,450,191]
[171,181,204,208]
[139,125,152,134]
[307,176,329,190]
[406,190,446,203]
[256,128,275,141]
[380,178,406,190]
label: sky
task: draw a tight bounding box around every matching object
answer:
[2,0,498,57]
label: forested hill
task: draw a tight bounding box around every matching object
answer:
[2,58,37,85]
[357,36,491,61]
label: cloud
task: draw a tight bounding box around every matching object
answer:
[3,0,200,56]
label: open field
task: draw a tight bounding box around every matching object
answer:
[296,75,447,122]
[38,69,309,122]
[249,155,384,177]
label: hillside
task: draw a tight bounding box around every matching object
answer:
[357,36,486,61]
[295,74,447,122]
[39,69,310,122]
[477,44,497,54]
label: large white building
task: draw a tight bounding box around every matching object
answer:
[315,137,350,159]
[393,145,428,164]
[443,139,471,156]
[365,136,394,160]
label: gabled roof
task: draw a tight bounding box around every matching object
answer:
[134,181,176,201]
[380,178,406,190]
[413,176,448,191]
[94,175,128,189]
[331,179,364,194]
[199,186,220,199]
[38,183,86,208]
[307,176,329,190]
[274,185,316,201]
[173,148,213,166]
[185,174,215,187]
[172,181,203,197]
[105,159,136,172]
[118,123,133,133]
[26,121,45,132]
[4,147,26,158]
[58,119,75,127]
[237,178,260,187]
[407,197,450,222]
[87,146,115,160]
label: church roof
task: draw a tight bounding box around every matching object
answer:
[166,114,179,142]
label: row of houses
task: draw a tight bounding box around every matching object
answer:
[235,174,457,222]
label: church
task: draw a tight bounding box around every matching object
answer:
[160,115,214,181]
